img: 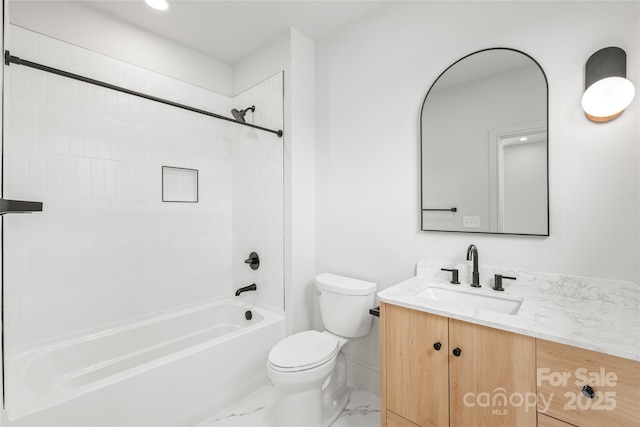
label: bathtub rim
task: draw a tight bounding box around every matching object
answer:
[7,295,282,358]
[5,296,284,421]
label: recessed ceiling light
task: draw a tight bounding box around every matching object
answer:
[144,0,169,11]
[519,137,527,142]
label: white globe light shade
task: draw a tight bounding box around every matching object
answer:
[144,0,169,11]
[582,76,635,119]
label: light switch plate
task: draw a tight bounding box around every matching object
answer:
[463,216,480,228]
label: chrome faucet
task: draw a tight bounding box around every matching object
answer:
[466,244,481,287]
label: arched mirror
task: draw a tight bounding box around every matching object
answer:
[421,48,549,235]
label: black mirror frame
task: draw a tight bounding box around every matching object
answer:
[420,47,550,237]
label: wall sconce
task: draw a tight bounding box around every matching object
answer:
[581,47,635,122]
[144,0,169,11]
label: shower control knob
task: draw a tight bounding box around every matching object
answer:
[244,252,260,270]
[452,347,462,357]
[433,342,442,351]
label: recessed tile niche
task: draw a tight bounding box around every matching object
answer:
[162,166,198,203]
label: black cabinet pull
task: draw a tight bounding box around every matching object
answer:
[433,342,442,351]
[582,385,596,398]
[452,347,462,357]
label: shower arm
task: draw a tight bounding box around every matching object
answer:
[4,51,283,138]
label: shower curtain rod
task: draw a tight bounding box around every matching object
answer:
[4,50,284,138]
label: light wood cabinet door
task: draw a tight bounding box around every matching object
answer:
[537,339,640,427]
[382,303,449,427]
[387,410,421,427]
[537,413,576,427]
[449,319,537,427]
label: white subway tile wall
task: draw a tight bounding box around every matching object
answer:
[3,26,284,349]
[232,73,285,311]
[162,166,199,202]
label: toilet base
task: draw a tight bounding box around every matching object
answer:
[271,354,349,426]
[320,352,349,426]
[272,385,349,427]
[320,386,349,427]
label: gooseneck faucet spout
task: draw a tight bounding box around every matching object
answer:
[466,244,481,288]
[235,283,257,296]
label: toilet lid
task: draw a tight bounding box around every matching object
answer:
[268,330,339,372]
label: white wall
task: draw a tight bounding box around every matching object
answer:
[288,29,316,334]
[3,23,289,346]
[232,31,291,97]
[316,0,639,392]
[3,26,236,348]
[233,28,317,335]
[6,0,310,349]
[8,0,233,95]
[232,72,285,311]
[1,0,6,411]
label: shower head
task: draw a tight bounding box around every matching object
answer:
[231,105,255,123]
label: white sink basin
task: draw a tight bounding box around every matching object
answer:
[416,285,523,315]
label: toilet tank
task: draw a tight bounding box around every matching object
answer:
[316,273,377,338]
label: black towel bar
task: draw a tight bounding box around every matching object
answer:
[0,199,43,215]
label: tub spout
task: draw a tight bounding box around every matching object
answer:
[235,283,257,296]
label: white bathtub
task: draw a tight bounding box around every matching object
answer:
[4,297,285,426]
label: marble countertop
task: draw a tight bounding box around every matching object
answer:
[377,260,640,362]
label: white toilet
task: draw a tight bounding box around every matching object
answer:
[267,273,376,427]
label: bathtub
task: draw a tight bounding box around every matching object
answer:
[4,297,285,426]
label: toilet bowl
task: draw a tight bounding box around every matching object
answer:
[267,274,376,426]
[267,331,343,426]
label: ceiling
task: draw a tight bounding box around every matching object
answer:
[84,0,387,65]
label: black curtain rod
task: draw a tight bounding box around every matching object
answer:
[4,50,284,138]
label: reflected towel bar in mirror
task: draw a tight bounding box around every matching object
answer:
[423,208,457,212]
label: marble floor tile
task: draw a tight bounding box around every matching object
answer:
[194,384,277,427]
[331,389,381,427]
[195,384,380,427]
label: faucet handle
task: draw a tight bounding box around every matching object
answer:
[441,268,460,284]
[493,274,516,292]
[244,252,260,270]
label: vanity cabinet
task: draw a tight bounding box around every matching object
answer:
[449,318,537,426]
[382,303,449,426]
[387,410,421,427]
[537,414,576,427]
[536,339,640,427]
[381,303,536,427]
[381,302,640,427]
